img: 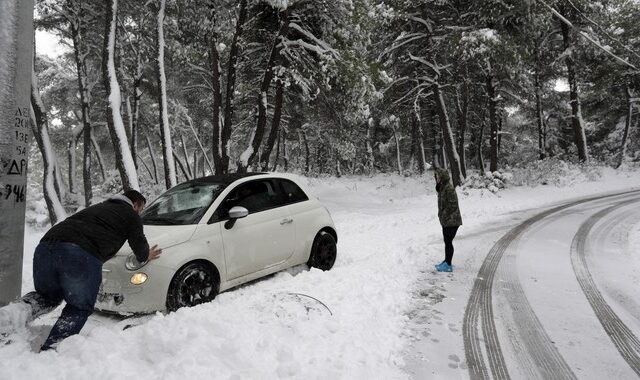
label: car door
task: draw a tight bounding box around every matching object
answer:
[274,178,313,254]
[213,179,296,280]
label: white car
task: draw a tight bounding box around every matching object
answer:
[96,173,338,314]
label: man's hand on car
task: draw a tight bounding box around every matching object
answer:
[148,244,162,261]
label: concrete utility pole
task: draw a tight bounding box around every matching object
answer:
[0,0,35,306]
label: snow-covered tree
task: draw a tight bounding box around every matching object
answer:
[31,52,67,224]
[102,0,140,190]
[154,0,176,188]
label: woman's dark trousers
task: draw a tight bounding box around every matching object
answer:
[442,226,459,265]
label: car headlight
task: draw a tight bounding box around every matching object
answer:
[125,254,148,271]
[130,273,148,285]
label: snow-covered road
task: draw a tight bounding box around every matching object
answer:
[406,189,640,380]
[2,172,640,379]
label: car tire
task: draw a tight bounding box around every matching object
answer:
[307,231,337,271]
[166,261,219,312]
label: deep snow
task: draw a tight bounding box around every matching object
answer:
[1,168,639,379]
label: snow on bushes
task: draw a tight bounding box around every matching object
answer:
[462,171,511,193]
[25,182,50,228]
[460,158,609,193]
[509,158,602,187]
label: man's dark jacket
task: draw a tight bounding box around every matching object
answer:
[42,196,150,263]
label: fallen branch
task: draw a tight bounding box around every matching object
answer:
[284,292,333,316]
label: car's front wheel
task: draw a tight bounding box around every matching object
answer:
[166,261,219,312]
[307,231,337,271]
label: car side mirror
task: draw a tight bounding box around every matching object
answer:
[225,206,249,229]
[229,206,248,219]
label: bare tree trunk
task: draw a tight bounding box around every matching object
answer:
[125,95,133,147]
[172,150,191,180]
[0,0,34,305]
[534,42,546,160]
[238,10,289,172]
[283,130,289,171]
[543,117,549,157]
[131,53,143,169]
[433,83,463,186]
[260,79,284,171]
[68,138,78,193]
[31,66,66,225]
[137,154,155,181]
[68,2,93,205]
[146,134,159,184]
[411,111,426,174]
[316,142,324,174]
[91,136,106,181]
[560,19,589,162]
[54,155,65,199]
[408,116,416,171]
[478,106,487,172]
[155,0,176,188]
[299,129,310,174]
[428,111,437,166]
[103,0,139,190]
[366,120,375,174]
[82,114,92,202]
[440,131,447,169]
[486,74,499,173]
[208,5,223,175]
[193,150,199,178]
[221,0,248,173]
[498,112,503,154]
[455,80,468,177]
[273,129,281,171]
[180,134,192,178]
[392,118,402,175]
[617,86,634,168]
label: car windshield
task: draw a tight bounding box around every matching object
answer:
[142,182,225,225]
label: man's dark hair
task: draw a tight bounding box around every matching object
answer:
[123,190,146,205]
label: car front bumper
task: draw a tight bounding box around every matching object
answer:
[95,255,173,314]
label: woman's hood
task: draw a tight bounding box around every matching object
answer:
[436,168,451,183]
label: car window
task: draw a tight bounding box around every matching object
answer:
[277,179,309,205]
[211,180,282,222]
[142,182,225,225]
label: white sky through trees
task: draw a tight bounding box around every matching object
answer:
[35,30,67,58]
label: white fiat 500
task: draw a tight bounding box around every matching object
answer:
[96,173,337,314]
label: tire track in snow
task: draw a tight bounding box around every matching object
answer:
[463,190,640,380]
[499,243,576,379]
[571,197,640,377]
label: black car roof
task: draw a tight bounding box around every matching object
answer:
[184,172,266,186]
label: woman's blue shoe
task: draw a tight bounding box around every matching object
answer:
[435,262,453,272]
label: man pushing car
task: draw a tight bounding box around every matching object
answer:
[0,190,162,351]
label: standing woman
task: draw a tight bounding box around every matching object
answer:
[434,168,462,272]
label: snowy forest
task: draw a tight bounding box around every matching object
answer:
[31,0,640,223]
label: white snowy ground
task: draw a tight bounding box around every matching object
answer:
[1,168,639,379]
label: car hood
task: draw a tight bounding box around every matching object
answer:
[116,224,197,256]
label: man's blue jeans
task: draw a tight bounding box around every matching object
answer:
[27,241,102,351]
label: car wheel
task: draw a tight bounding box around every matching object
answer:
[307,231,337,271]
[166,261,219,312]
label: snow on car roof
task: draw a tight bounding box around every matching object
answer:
[184,172,267,185]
